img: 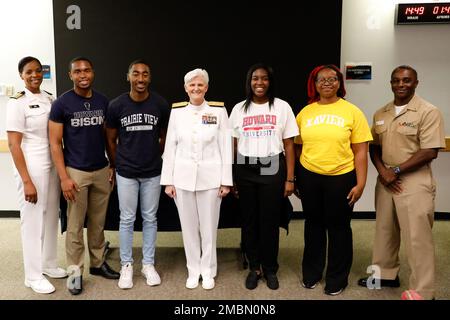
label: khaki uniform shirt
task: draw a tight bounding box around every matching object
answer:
[371,95,445,167]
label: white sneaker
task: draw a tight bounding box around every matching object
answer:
[24,278,55,294]
[141,264,161,286]
[43,267,68,278]
[118,263,133,289]
[186,276,199,289]
[202,278,215,290]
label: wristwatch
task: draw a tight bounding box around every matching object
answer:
[393,166,401,175]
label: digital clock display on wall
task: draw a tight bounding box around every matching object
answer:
[395,2,450,24]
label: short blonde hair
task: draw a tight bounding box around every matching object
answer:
[184,68,209,85]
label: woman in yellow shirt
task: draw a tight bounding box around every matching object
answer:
[294,64,372,295]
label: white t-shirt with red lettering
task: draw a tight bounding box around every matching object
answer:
[229,98,299,157]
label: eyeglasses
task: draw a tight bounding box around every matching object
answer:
[315,77,339,85]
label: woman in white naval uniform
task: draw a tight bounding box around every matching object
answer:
[161,68,232,290]
[6,57,67,294]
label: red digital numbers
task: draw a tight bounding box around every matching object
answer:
[433,5,450,14]
[405,6,425,15]
[397,3,450,24]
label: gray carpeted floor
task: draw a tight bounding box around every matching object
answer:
[0,218,449,300]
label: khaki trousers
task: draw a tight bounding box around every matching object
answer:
[65,166,111,273]
[372,166,436,299]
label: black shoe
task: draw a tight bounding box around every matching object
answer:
[245,271,261,290]
[68,275,83,295]
[301,279,320,289]
[264,273,279,290]
[324,284,346,296]
[358,276,400,288]
[89,262,120,279]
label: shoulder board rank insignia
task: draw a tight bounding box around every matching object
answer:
[172,101,188,108]
[43,90,53,96]
[10,91,25,99]
[207,101,224,107]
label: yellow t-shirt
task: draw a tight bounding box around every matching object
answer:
[294,98,372,175]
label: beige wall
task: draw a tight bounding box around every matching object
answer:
[340,0,450,212]
[0,0,56,210]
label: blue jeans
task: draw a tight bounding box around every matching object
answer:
[116,173,161,266]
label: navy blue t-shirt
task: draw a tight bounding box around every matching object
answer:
[106,91,170,178]
[49,89,109,171]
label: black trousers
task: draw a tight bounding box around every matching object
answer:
[297,164,356,288]
[234,153,286,274]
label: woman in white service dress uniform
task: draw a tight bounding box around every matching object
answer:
[161,68,232,290]
[6,56,67,294]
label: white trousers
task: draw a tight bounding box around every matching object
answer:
[174,188,221,280]
[14,144,61,281]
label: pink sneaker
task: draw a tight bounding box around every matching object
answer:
[401,290,424,300]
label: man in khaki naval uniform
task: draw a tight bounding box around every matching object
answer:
[358,65,445,300]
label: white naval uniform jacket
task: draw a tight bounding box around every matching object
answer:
[160,101,233,192]
[6,88,54,146]
[6,88,55,170]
